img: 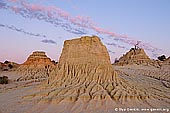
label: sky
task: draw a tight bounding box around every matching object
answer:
[0,0,170,64]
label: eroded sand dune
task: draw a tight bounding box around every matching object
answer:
[16,51,55,81]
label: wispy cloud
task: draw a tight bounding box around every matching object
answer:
[0,0,6,8]
[108,50,115,54]
[0,23,47,38]
[41,39,57,45]
[105,42,128,50]
[0,23,57,45]
[0,0,160,54]
[4,0,88,35]
[105,42,117,46]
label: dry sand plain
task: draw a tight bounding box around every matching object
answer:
[0,65,170,113]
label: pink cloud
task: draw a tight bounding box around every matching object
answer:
[11,1,128,39]
[8,0,18,2]
[2,0,160,53]
[11,6,20,13]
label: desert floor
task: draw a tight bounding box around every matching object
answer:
[0,65,170,113]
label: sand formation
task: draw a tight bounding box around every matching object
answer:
[0,62,2,71]
[114,47,162,67]
[163,57,170,65]
[114,48,152,66]
[114,48,170,83]
[17,51,55,81]
[0,61,19,71]
[29,36,151,107]
[158,57,170,83]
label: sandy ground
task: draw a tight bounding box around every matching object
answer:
[0,65,170,113]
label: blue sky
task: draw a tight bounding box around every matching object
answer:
[0,0,170,63]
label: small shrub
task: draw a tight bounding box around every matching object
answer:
[4,61,9,64]
[130,48,135,51]
[3,69,8,71]
[51,60,55,64]
[114,58,119,63]
[52,60,58,64]
[8,64,13,69]
[158,55,166,61]
[0,76,8,84]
